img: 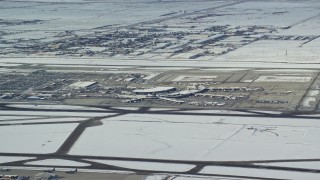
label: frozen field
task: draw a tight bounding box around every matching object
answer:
[200,166,320,179]
[25,159,90,167]
[0,156,35,164]
[69,113,320,161]
[254,75,312,82]
[217,40,320,63]
[0,110,114,117]
[0,117,88,125]
[6,104,107,111]
[86,160,194,172]
[1,0,320,67]
[0,124,77,154]
[255,161,320,170]
[0,0,229,31]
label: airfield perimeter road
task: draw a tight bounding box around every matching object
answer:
[1,104,320,180]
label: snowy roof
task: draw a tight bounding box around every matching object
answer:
[133,87,175,93]
[69,81,97,89]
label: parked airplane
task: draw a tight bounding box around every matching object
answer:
[43,168,55,173]
[65,168,77,174]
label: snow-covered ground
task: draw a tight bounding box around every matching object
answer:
[200,166,320,180]
[0,117,87,124]
[0,0,228,31]
[177,110,273,115]
[25,159,90,167]
[85,160,194,172]
[45,65,134,69]
[111,107,139,111]
[1,57,320,69]
[0,124,77,154]
[0,116,40,121]
[0,110,114,117]
[254,75,312,82]
[149,108,180,111]
[172,75,217,82]
[6,104,107,111]
[302,97,317,107]
[4,166,135,174]
[0,156,35,164]
[144,174,248,180]
[254,161,320,170]
[308,90,320,96]
[216,40,320,64]
[69,113,320,161]
[0,63,22,67]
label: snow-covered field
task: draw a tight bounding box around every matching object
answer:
[69,113,320,161]
[200,166,320,179]
[86,160,194,172]
[0,116,40,121]
[0,63,22,67]
[0,124,77,154]
[0,0,228,31]
[255,161,320,170]
[0,156,35,164]
[216,40,320,64]
[0,110,114,117]
[144,174,243,180]
[302,97,317,107]
[255,75,312,82]
[25,159,90,167]
[0,117,88,125]
[1,57,320,69]
[172,75,218,82]
[6,104,107,111]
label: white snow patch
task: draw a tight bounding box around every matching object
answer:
[139,67,192,70]
[200,166,320,179]
[4,166,134,174]
[0,124,78,154]
[0,156,35,164]
[111,107,139,111]
[201,68,247,71]
[255,76,312,82]
[255,69,317,72]
[0,63,22,67]
[69,113,320,161]
[149,108,180,111]
[255,161,320,170]
[0,116,40,121]
[143,73,160,80]
[302,97,316,107]
[85,160,194,172]
[0,117,87,124]
[0,110,114,117]
[7,104,107,111]
[26,159,90,167]
[308,90,320,96]
[180,110,253,115]
[145,174,246,180]
[172,75,217,82]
